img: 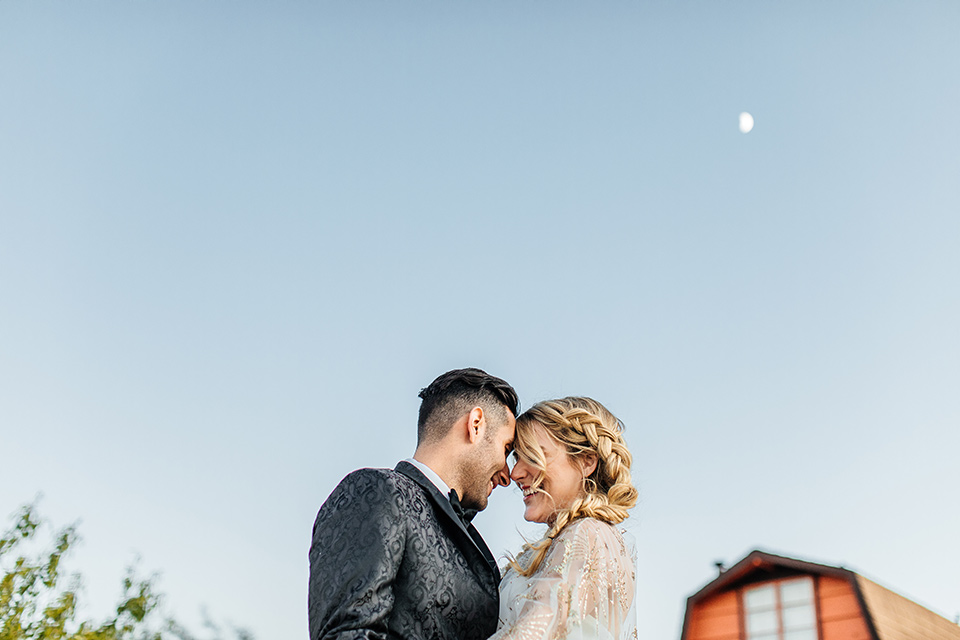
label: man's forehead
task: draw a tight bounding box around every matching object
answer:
[494,412,515,437]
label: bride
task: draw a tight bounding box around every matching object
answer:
[491,397,639,640]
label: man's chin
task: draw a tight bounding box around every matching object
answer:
[464,493,488,513]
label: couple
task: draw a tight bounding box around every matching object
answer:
[308,368,638,640]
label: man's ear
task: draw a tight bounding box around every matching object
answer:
[580,452,598,478]
[466,407,485,444]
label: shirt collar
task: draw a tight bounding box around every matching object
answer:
[403,457,451,495]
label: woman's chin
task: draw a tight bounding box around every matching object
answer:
[523,509,547,524]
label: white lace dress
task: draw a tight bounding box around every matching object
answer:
[491,518,638,640]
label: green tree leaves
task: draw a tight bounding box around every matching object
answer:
[0,503,249,640]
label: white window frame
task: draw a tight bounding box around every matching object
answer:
[742,577,819,640]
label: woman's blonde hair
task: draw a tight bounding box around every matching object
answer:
[508,396,638,577]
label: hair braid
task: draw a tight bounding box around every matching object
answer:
[508,397,639,577]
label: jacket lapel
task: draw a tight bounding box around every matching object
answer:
[395,461,500,586]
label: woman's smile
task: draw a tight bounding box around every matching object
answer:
[510,424,588,524]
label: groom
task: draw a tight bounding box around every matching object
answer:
[308,368,519,640]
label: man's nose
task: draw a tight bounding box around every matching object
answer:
[493,462,510,487]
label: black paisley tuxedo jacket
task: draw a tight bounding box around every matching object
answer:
[308,461,501,640]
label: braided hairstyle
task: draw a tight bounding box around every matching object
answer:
[508,396,638,577]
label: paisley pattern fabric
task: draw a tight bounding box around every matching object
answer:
[492,519,637,640]
[308,462,500,640]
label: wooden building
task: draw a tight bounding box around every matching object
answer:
[680,549,960,640]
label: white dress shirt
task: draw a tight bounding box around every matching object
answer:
[403,457,451,496]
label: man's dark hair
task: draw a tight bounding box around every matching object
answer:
[417,368,519,445]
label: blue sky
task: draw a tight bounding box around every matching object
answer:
[2,2,959,639]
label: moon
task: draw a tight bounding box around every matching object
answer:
[739,112,754,134]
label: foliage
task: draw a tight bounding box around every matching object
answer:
[0,503,250,640]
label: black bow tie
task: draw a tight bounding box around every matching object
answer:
[448,489,477,526]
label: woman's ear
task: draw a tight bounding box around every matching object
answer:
[580,452,598,478]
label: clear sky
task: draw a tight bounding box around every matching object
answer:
[2,2,959,639]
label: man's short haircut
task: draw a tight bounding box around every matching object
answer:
[417,368,520,445]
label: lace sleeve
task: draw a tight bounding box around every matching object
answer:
[492,519,636,640]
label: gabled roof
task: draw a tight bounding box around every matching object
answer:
[686,549,854,605]
[681,549,960,640]
[858,575,960,640]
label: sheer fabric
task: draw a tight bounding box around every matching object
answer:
[492,518,637,640]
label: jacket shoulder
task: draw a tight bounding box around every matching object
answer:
[337,466,402,487]
[316,467,421,516]
[323,467,404,501]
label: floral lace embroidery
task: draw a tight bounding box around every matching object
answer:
[492,519,637,640]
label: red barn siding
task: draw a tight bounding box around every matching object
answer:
[686,591,740,640]
[683,551,960,640]
[817,576,871,640]
[686,575,872,640]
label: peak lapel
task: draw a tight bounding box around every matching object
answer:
[394,461,500,584]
